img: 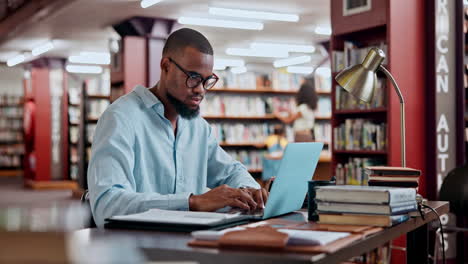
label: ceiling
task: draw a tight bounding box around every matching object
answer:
[0,0,331,67]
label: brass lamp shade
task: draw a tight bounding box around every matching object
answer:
[335,47,386,103]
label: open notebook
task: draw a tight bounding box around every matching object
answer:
[105,142,323,231]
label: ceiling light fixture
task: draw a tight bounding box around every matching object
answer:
[140,0,164,8]
[68,52,111,65]
[273,55,312,68]
[208,7,299,22]
[286,66,314,75]
[226,48,288,58]
[66,65,103,74]
[250,42,316,53]
[315,26,332,36]
[178,17,263,30]
[32,41,55,56]
[6,54,26,67]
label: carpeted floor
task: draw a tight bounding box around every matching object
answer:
[0,176,74,206]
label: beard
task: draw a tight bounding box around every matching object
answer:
[166,91,200,119]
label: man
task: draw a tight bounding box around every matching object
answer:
[88,28,268,227]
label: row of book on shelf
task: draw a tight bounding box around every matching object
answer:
[69,124,97,145]
[334,157,385,185]
[0,155,21,167]
[0,95,23,105]
[0,118,22,130]
[332,42,388,72]
[210,123,331,145]
[201,95,331,117]
[0,106,23,117]
[225,150,264,171]
[335,79,386,110]
[333,119,386,151]
[0,131,23,142]
[0,144,24,155]
[214,68,332,92]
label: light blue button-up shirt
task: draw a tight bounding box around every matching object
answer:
[88,85,260,227]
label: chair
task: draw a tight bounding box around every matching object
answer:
[81,189,96,228]
[434,165,468,263]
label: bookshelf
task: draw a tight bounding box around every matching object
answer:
[331,1,428,263]
[69,70,110,191]
[0,95,24,177]
[67,74,82,182]
[203,68,332,179]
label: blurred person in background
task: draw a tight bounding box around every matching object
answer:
[274,77,318,142]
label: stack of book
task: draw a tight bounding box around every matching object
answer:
[365,166,421,189]
[315,185,417,227]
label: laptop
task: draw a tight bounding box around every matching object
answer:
[231,142,324,220]
[105,142,323,231]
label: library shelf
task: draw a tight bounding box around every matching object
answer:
[209,88,297,95]
[69,103,80,107]
[0,169,23,177]
[5,116,23,120]
[86,117,100,123]
[219,142,266,148]
[87,95,110,100]
[24,179,78,190]
[333,150,388,155]
[315,115,332,120]
[203,115,277,120]
[0,103,23,107]
[334,108,388,115]
[70,123,79,126]
[0,141,22,145]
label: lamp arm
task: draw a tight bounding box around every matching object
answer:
[378,65,406,167]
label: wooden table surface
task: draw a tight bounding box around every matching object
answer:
[74,201,449,264]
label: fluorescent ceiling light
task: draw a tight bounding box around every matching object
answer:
[32,41,55,56]
[273,55,311,68]
[141,0,163,8]
[250,42,315,53]
[230,66,247,74]
[209,7,299,22]
[68,52,111,65]
[315,67,331,77]
[226,48,288,58]
[315,26,332,36]
[287,66,314,74]
[178,17,263,30]
[66,65,103,74]
[7,54,25,67]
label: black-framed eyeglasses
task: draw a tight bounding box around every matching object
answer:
[169,58,218,90]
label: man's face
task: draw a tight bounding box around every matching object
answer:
[163,46,214,119]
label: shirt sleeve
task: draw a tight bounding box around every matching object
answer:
[205,124,260,190]
[87,111,191,228]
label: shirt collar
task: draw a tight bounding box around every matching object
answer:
[134,85,162,109]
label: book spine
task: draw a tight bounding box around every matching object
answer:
[387,189,416,204]
[390,214,410,225]
[390,202,418,215]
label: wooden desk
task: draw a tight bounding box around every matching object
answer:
[76,201,449,264]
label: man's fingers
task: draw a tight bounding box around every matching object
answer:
[229,198,250,211]
[253,189,264,209]
[261,188,268,204]
[236,189,257,210]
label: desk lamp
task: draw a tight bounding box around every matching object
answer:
[335,47,406,167]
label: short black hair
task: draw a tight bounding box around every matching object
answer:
[163,28,213,56]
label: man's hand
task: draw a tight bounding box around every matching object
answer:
[189,184,268,212]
